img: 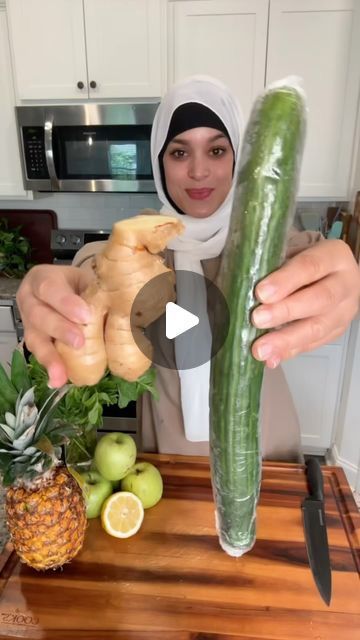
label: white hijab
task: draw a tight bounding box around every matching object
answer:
[151,75,244,441]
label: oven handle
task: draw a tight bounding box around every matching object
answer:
[44,114,59,190]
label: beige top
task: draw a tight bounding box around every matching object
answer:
[74,226,322,463]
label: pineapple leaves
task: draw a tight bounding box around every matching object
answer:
[33,385,71,442]
[1,448,52,486]
[12,424,36,451]
[0,451,14,469]
[0,422,15,442]
[35,431,71,457]
[0,383,73,482]
[0,353,159,479]
[35,435,55,457]
[4,412,15,429]
[3,456,43,487]
[13,387,38,439]
[22,446,37,456]
[0,448,19,457]
[2,465,16,486]
[45,420,78,444]
[0,361,18,415]
[10,349,32,395]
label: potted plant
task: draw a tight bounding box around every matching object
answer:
[0,218,32,278]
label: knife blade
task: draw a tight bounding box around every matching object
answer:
[302,457,332,606]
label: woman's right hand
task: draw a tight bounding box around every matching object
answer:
[16,264,94,388]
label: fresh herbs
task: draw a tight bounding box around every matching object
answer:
[0,350,158,465]
[27,354,158,429]
[0,218,32,278]
[27,354,158,463]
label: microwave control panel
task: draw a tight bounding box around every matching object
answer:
[22,127,49,179]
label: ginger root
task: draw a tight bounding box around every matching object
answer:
[55,212,184,386]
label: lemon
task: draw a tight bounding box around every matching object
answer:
[101,491,144,538]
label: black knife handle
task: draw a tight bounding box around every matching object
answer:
[305,457,324,501]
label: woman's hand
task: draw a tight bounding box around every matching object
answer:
[16,264,94,388]
[251,239,360,368]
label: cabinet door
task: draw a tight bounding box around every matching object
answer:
[0,333,18,373]
[169,0,269,121]
[84,0,165,98]
[6,0,88,100]
[0,7,28,197]
[266,0,360,199]
[282,343,345,451]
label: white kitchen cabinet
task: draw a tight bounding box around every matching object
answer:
[0,3,28,198]
[6,0,165,100]
[169,0,360,200]
[282,332,348,452]
[6,0,87,101]
[84,0,165,99]
[330,316,360,489]
[168,0,269,122]
[266,0,360,200]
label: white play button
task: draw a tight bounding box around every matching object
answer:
[165,302,199,339]
[131,271,230,370]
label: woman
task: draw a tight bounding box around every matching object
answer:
[16,76,360,461]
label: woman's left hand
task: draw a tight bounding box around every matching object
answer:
[251,239,360,368]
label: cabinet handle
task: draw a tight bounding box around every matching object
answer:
[90,80,97,89]
[77,81,85,90]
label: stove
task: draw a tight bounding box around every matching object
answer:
[51,228,111,264]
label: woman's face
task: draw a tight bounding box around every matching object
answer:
[162,127,234,218]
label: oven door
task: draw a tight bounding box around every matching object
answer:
[98,399,142,449]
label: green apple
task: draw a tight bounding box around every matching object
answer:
[94,432,137,482]
[121,462,163,509]
[79,470,113,519]
[89,458,119,489]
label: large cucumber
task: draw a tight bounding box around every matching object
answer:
[210,80,306,556]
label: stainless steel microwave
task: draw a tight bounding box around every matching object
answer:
[16,103,158,193]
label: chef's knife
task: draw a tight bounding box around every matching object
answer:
[302,457,332,606]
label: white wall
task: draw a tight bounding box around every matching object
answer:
[349,93,360,214]
[0,192,161,229]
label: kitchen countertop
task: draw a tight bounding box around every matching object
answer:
[0,278,22,300]
[0,454,359,639]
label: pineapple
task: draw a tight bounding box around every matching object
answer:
[0,356,87,571]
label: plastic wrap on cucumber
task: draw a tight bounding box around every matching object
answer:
[210,77,307,557]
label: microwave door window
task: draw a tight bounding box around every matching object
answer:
[137,142,152,178]
[109,144,136,178]
[109,141,152,179]
[53,127,110,179]
[66,139,109,177]
[52,125,153,182]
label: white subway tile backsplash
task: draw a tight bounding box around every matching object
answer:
[1,193,348,231]
[0,192,161,229]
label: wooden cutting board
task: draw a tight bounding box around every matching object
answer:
[0,454,359,639]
